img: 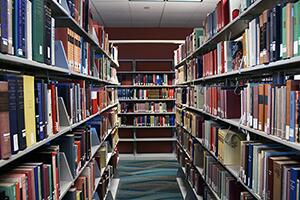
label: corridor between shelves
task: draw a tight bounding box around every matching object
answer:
[115,159,183,200]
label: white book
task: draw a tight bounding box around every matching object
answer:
[26,0,32,60]
[51,18,56,66]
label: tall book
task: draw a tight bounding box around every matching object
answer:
[13,0,27,57]
[23,75,36,147]
[1,0,9,53]
[32,0,44,63]
[44,0,52,65]
[0,81,11,159]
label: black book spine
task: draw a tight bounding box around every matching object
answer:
[16,76,26,150]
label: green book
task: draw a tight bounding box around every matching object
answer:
[0,182,16,199]
[32,0,45,63]
[294,0,300,56]
[282,5,287,59]
[46,164,53,200]
[194,28,204,49]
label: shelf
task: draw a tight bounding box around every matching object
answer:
[0,53,119,85]
[179,167,203,200]
[118,112,175,116]
[0,103,119,168]
[117,71,175,74]
[178,104,300,152]
[119,153,177,160]
[178,125,262,200]
[119,99,176,102]
[59,125,119,199]
[114,85,176,88]
[119,138,177,142]
[119,125,176,129]
[49,0,119,67]
[174,0,278,69]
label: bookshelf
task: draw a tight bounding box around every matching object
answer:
[0,0,121,199]
[173,0,300,199]
[116,59,177,155]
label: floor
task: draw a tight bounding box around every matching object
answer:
[115,159,184,200]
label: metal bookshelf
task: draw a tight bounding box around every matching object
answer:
[118,112,175,116]
[174,0,278,69]
[49,0,119,67]
[59,126,119,199]
[115,85,177,88]
[119,99,176,102]
[119,138,177,142]
[179,125,262,200]
[119,125,176,129]
[0,53,119,85]
[0,102,119,168]
[178,103,300,152]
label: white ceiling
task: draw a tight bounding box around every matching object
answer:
[91,0,218,27]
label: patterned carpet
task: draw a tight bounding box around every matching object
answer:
[116,160,183,200]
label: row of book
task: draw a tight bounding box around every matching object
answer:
[175,57,203,84]
[0,73,118,160]
[174,0,258,64]
[133,74,172,86]
[120,115,175,127]
[179,1,300,80]
[176,141,254,200]
[175,86,204,110]
[0,0,118,81]
[117,88,175,100]
[120,102,173,113]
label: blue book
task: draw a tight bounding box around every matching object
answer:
[247,143,254,188]
[35,80,44,141]
[13,0,26,57]
[6,74,19,154]
[290,167,300,200]
[290,91,296,142]
[1,0,8,53]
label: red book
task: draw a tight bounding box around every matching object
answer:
[48,84,58,134]
[224,90,241,119]
[12,168,35,200]
[222,0,230,27]
[216,1,223,31]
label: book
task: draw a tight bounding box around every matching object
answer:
[0,81,11,159]
[23,75,36,147]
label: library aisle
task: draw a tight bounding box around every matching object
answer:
[2,0,300,199]
[116,159,183,200]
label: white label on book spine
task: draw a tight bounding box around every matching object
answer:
[253,118,258,129]
[39,45,43,55]
[280,44,283,57]
[13,134,19,151]
[294,41,299,55]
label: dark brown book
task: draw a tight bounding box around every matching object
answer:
[0,81,11,159]
[224,90,241,119]
[264,84,271,133]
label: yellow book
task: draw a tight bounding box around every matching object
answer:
[23,75,36,147]
[76,191,81,200]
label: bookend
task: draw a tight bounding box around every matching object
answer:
[60,0,71,15]
[58,97,71,126]
[93,159,102,191]
[91,127,101,156]
[177,168,198,200]
[55,41,69,70]
[59,152,73,197]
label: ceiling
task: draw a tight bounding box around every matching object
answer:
[91,0,218,27]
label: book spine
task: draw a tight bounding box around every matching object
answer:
[16,76,26,150]
[0,81,11,159]
[1,0,9,53]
